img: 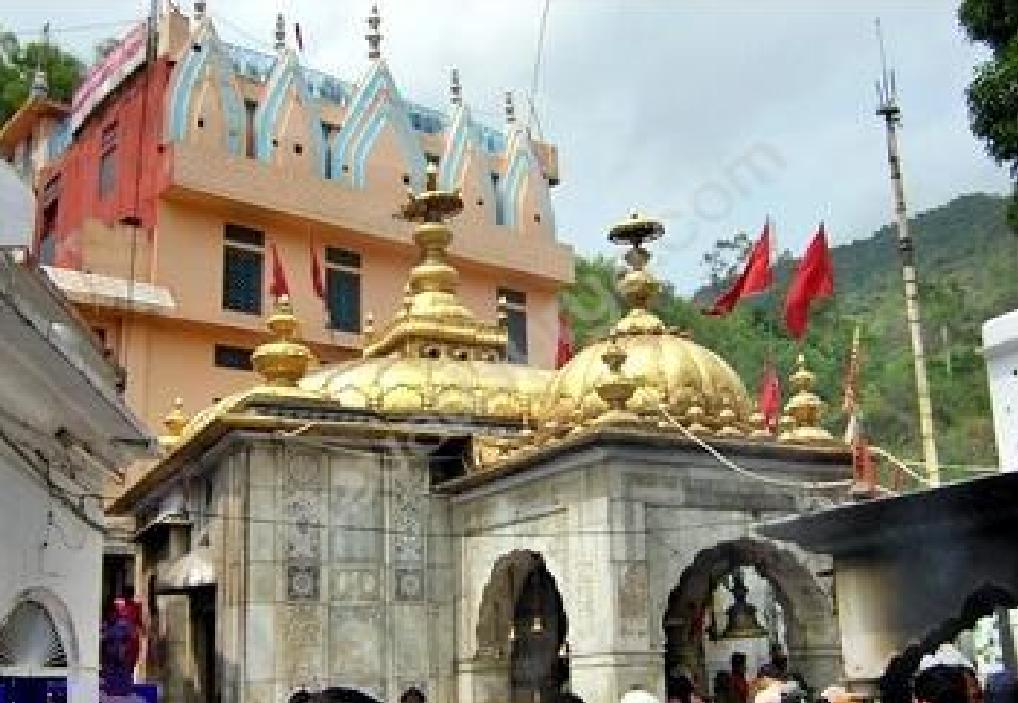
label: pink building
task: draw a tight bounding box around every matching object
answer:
[1,4,572,431]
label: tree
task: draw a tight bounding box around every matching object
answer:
[0,27,84,124]
[959,0,1018,230]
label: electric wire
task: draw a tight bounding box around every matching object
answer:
[657,406,854,491]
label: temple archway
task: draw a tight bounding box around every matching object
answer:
[662,538,839,696]
[476,550,569,703]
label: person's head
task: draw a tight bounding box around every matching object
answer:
[732,652,748,675]
[400,688,426,703]
[771,650,789,676]
[673,674,695,703]
[557,693,585,703]
[914,665,970,703]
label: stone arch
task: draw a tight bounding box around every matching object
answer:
[0,586,79,669]
[476,550,567,656]
[879,583,1018,703]
[474,549,570,703]
[662,538,839,691]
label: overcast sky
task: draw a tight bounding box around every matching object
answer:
[6,0,1011,292]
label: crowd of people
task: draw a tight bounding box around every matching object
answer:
[650,643,1018,703]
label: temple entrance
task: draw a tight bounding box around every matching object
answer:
[476,551,569,703]
[662,539,840,698]
[188,586,216,703]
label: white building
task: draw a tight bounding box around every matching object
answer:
[983,310,1018,471]
[0,246,151,702]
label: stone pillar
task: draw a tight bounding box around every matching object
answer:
[834,557,906,697]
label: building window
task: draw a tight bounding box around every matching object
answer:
[425,152,440,167]
[498,287,527,364]
[244,100,257,158]
[38,203,59,265]
[222,224,264,314]
[491,172,505,226]
[214,344,254,371]
[325,247,361,333]
[98,122,118,198]
[322,122,340,179]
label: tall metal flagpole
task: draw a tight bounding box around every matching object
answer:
[874,19,940,485]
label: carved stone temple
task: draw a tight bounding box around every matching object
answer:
[110,166,853,703]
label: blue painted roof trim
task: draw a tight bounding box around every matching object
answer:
[332,61,425,189]
[254,51,326,173]
[167,23,243,155]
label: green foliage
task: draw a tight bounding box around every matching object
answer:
[562,193,1017,470]
[0,28,84,124]
[959,0,1018,228]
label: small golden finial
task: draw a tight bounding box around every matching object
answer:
[591,334,640,427]
[251,295,315,387]
[716,394,743,438]
[159,397,189,448]
[450,67,462,107]
[748,403,773,440]
[366,4,382,60]
[780,353,834,444]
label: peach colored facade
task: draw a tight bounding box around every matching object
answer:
[9,7,573,431]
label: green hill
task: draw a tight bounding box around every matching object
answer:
[562,193,1018,476]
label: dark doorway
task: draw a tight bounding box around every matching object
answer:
[189,586,217,703]
[509,558,568,703]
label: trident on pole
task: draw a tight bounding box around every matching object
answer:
[874,18,940,486]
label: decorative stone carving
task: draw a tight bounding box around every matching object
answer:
[395,567,425,601]
[330,567,381,601]
[329,606,383,678]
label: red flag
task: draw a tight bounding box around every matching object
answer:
[758,362,781,430]
[704,220,773,316]
[555,310,574,369]
[295,22,305,52]
[783,223,834,339]
[269,242,289,299]
[310,240,325,301]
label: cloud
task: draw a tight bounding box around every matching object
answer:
[9,0,1010,293]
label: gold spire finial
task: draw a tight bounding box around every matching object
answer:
[780,353,834,444]
[251,295,315,386]
[608,211,666,336]
[159,397,189,448]
[361,160,505,360]
[366,4,382,60]
[450,67,463,106]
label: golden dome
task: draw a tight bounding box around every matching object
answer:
[300,357,551,419]
[540,212,750,427]
[543,329,750,424]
